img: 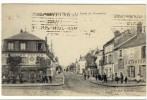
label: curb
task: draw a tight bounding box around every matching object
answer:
[3,74,65,87]
[89,80,146,87]
[2,83,64,87]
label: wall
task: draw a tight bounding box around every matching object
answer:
[114,45,146,78]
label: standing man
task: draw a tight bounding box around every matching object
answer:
[49,67,53,83]
[84,70,87,80]
[120,72,124,84]
[46,68,50,83]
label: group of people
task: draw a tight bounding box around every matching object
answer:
[115,73,128,84]
[95,73,107,82]
[42,68,53,83]
[83,70,90,80]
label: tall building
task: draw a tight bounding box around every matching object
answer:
[103,38,114,80]
[2,29,53,77]
[77,56,87,74]
[113,22,146,80]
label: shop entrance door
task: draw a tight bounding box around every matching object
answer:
[128,66,135,78]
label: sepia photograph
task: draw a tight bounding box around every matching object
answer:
[1,4,146,96]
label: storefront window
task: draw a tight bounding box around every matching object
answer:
[128,66,135,77]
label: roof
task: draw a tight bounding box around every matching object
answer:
[104,38,114,47]
[5,31,43,41]
[120,33,146,49]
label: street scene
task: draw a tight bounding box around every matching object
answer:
[1,4,146,96]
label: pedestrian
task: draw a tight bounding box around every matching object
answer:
[84,71,87,80]
[136,74,141,83]
[95,74,98,80]
[99,75,103,81]
[87,73,90,79]
[30,71,35,83]
[49,67,53,83]
[42,73,46,83]
[19,73,23,83]
[105,75,107,82]
[103,73,106,82]
[120,72,124,84]
[46,68,50,83]
[115,76,119,83]
[112,74,114,81]
[124,76,128,84]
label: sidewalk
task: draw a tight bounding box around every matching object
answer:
[88,77,146,87]
[2,73,64,87]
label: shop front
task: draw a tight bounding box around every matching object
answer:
[125,59,146,80]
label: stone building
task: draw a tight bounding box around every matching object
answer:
[2,29,54,79]
[113,22,146,80]
[103,38,114,80]
[95,50,104,75]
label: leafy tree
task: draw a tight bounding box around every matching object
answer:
[84,52,97,69]
[7,54,21,83]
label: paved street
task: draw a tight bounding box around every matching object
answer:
[2,72,146,96]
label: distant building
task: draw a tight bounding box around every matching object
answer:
[95,50,104,75]
[103,38,114,80]
[77,56,87,74]
[113,22,146,80]
[2,29,54,77]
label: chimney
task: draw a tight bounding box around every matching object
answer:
[137,22,142,33]
[45,36,47,43]
[114,30,120,38]
[20,29,23,33]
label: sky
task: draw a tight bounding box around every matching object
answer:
[2,4,146,67]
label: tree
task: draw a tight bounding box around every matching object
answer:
[36,57,51,72]
[7,54,21,83]
[84,52,97,69]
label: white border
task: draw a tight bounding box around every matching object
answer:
[0,0,147,99]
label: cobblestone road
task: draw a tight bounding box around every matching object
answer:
[2,72,146,96]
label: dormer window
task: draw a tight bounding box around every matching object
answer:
[38,42,44,51]
[20,43,26,50]
[8,42,14,50]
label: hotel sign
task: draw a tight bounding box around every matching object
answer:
[125,59,146,65]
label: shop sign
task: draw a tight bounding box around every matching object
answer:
[125,59,146,65]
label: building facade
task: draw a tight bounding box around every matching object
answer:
[113,22,146,80]
[103,38,114,80]
[95,50,103,75]
[2,30,53,78]
[77,56,87,74]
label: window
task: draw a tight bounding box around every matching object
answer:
[105,56,107,64]
[130,66,135,77]
[119,50,122,57]
[38,43,44,51]
[20,43,26,50]
[118,59,124,69]
[127,66,135,77]
[109,54,112,64]
[8,43,14,50]
[2,58,6,65]
[141,46,146,58]
[139,65,146,77]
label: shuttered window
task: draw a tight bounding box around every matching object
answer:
[8,43,14,50]
[141,46,146,58]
